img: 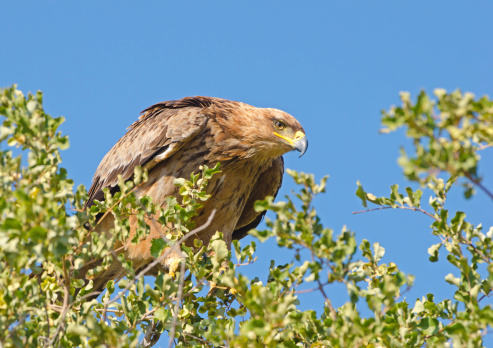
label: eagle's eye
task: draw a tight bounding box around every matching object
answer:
[273,120,286,130]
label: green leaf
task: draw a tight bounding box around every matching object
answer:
[211,238,228,261]
[3,218,22,230]
[373,242,385,263]
[106,280,115,295]
[444,273,461,287]
[154,307,169,321]
[418,318,440,336]
[412,299,424,313]
[428,243,441,262]
[355,181,368,207]
[240,319,268,338]
[150,238,167,258]
[66,324,90,336]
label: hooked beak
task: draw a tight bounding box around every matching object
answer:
[294,133,308,157]
[273,130,308,157]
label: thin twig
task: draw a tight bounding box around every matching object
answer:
[478,292,491,303]
[168,260,186,348]
[318,275,336,316]
[183,332,225,347]
[101,209,216,321]
[182,276,208,298]
[462,171,493,201]
[353,206,440,221]
[38,281,51,340]
[460,236,491,263]
[308,250,336,316]
[477,143,493,151]
[293,282,330,295]
[138,306,163,323]
[72,184,142,263]
[235,258,257,267]
[48,304,124,316]
[46,258,71,346]
[48,289,106,315]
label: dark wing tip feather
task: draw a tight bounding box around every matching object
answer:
[141,96,216,115]
[232,211,266,241]
[232,157,285,241]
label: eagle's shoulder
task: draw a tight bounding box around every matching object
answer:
[142,96,217,112]
[134,97,244,127]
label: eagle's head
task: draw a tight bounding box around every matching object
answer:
[208,99,308,161]
[234,107,307,160]
[262,108,308,158]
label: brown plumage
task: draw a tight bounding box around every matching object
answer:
[82,96,307,296]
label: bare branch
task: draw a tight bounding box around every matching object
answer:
[168,260,186,348]
[460,236,491,263]
[462,171,493,202]
[141,320,161,348]
[477,143,493,151]
[235,258,257,267]
[353,206,440,221]
[46,258,71,346]
[183,332,225,347]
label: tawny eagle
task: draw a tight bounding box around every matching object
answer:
[83,96,307,294]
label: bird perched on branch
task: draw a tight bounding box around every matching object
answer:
[82,96,307,296]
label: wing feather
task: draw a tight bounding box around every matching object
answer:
[86,98,212,208]
[232,156,284,240]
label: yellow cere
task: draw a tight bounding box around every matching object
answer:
[294,131,305,141]
[274,131,306,145]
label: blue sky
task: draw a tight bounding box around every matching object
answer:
[3,1,493,344]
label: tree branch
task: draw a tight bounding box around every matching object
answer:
[46,257,71,346]
[167,260,186,348]
[141,320,161,348]
[462,171,493,202]
[353,206,440,221]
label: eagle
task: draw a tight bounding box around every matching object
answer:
[82,96,307,296]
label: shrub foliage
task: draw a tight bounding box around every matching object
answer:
[0,86,492,347]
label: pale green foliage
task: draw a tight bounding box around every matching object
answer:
[0,85,492,347]
[356,89,493,346]
[381,89,493,198]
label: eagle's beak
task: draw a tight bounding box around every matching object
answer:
[293,131,308,157]
[273,130,308,157]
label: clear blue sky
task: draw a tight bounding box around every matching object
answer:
[2,1,493,344]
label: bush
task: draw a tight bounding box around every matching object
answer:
[1,85,492,347]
